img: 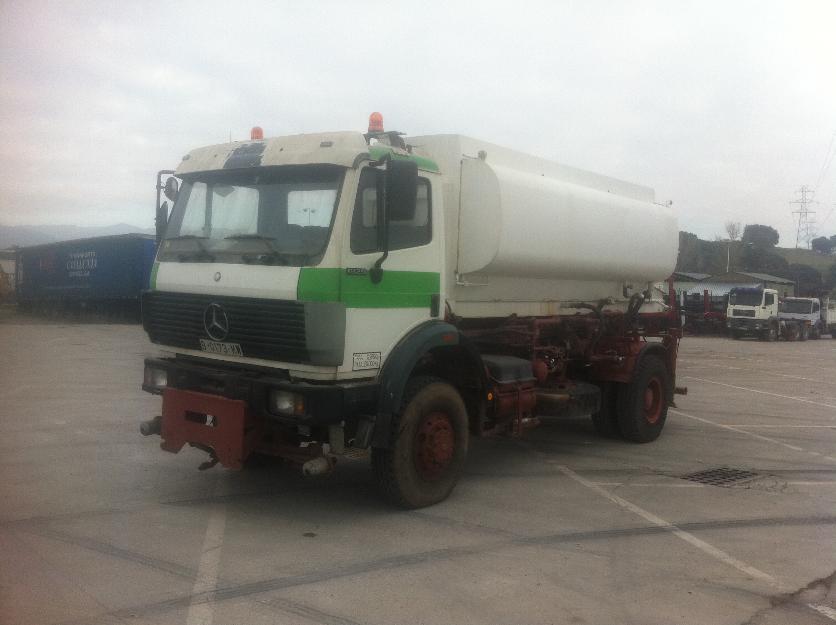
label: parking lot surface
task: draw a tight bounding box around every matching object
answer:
[2,320,835,625]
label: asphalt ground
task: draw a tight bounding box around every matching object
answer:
[1,318,835,625]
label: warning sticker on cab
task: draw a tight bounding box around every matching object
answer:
[352,352,381,371]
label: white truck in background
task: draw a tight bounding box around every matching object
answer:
[139,114,682,508]
[779,297,826,340]
[823,299,836,338]
[727,288,828,340]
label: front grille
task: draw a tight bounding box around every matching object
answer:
[142,291,308,363]
[733,309,756,317]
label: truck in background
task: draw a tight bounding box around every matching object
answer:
[778,297,825,340]
[16,234,156,320]
[139,115,682,508]
[727,287,780,340]
[823,299,836,338]
[727,287,825,341]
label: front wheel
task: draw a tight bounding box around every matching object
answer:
[371,376,469,508]
[617,355,671,443]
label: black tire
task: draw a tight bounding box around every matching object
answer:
[371,376,469,509]
[617,355,671,443]
[590,382,622,438]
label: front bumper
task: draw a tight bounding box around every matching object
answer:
[727,318,768,333]
[143,356,378,427]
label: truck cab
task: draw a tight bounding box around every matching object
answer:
[779,297,822,339]
[727,287,779,340]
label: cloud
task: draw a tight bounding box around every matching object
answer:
[0,0,835,248]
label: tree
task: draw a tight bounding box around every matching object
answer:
[788,263,822,297]
[825,263,836,291]
[742,224,779,248]
[811,236,834,255]
[724,221,742,241]
[741,246,790,276]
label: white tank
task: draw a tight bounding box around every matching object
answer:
[411,135,678,285]
[458,157,678,282]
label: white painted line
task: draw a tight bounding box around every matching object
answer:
[185,501,227,625]
[682,375,836,410]
[787,481,836,486]
[671,409,836,463]
[719,425,836,429]
[808,603,836,622]
[591,481,705,488]
[557,465,777,585]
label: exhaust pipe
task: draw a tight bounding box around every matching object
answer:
[140,416,162,436]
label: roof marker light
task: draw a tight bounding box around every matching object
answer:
[250,126,264,140]
[368,112,383,133]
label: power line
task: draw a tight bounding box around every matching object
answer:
[790,186,817,249]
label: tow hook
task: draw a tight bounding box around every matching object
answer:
[302,456,336,476]
[139,416,162,436]
[198,452,220,471]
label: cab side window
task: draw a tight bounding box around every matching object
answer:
[350,168,431,254]
[764,293,774,306]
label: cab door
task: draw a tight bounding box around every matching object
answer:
[338,166,443,376]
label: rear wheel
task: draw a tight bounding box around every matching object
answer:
[591,382,622,438]
[617,355,670,443]
[371,376,469,508]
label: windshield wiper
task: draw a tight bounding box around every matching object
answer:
[224,234,296,266]
[166,235,216,262]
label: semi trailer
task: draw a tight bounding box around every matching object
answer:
[139,115,682,508]
[16,234,156,319]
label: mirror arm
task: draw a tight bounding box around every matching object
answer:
[370,157,390,284]
[155,169,175,245]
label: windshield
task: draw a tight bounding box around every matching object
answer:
[159,165,344,265]
[780,299,812,314]
[729,288,762,306]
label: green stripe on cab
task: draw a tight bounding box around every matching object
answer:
[298,267,439,308]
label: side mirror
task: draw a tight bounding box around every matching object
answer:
[370,158,418,285]
[156,201,169,244]
[163,177,179,202]
[384,158,418,221]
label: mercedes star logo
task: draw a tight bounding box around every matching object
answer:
[203,303,230,341]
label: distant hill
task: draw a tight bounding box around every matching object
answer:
[772,246,836,274]
[0,224,154,249]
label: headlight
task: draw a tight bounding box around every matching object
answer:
[143,365,168,392]
[269,390,305,416]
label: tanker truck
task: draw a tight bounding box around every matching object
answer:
[139,115,681,508]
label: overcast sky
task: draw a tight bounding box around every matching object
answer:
[1,0,835,246]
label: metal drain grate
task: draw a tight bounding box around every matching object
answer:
[681,467,760,487]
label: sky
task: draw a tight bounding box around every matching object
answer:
[1,0,835,247]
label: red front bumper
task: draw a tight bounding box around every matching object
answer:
[160,388,261,469]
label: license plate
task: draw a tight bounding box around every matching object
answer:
[199,339,243,356]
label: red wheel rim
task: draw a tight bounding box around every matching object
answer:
[414,411,455,480]
[643,377,664,424]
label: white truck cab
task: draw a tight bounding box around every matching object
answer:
[727,287,779,340]
[779,297,823,339]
